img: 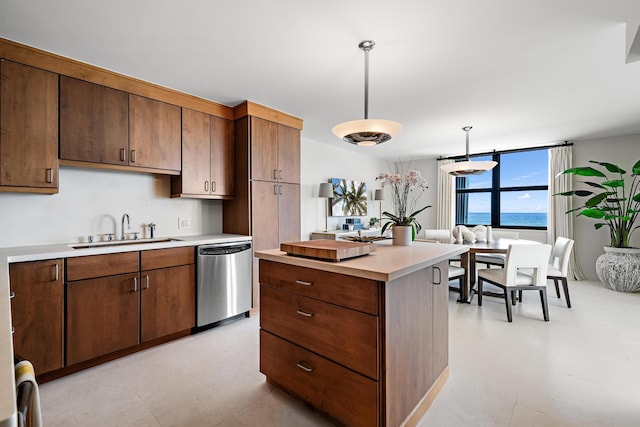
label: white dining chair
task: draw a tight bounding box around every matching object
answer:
[477,244,552,322]
[475,230,520,268]
[448,265,466,297]
[546,237,575,308]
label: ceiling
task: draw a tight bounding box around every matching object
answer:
[2,0,639,160]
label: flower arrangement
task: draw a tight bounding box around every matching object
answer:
[376,164,430,236]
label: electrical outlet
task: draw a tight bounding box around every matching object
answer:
[178,217,191,229]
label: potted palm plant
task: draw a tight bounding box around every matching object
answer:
[556,159,640,292]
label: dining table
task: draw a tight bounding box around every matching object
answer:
[417,237,542,303]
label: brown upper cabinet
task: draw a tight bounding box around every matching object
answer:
[171,108,234,199]
[250,117,300,184]
[129,94,181,173]
[0,59,58,193]
[60,76,129,166]
[60,78,181,174]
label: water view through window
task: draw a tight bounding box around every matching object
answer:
[455,149,549,228]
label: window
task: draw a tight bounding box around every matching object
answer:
[455,147,548,229]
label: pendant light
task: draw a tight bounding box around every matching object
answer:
[332,40,403,146]
[440,126,497,176]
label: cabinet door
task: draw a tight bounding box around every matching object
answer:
[250,117,278,182]
[279,183,301,244]
[210,115,235,197]
[129,94,181,171]
[140,264,195,342]
[277,124,300,184]
[251,180,280,251]
[67,273,140,365]
[180,108,211,195]
[9,260,63,375]
[0,60,58,190]
[60,76,129,165]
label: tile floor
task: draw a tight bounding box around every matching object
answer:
[40,279,640,427]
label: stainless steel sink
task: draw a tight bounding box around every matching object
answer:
[69,238,180,250]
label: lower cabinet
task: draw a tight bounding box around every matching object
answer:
[9,259,64,375]
[65,247,195,367]
[66,272,140,365]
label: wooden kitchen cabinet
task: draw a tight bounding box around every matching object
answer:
[9,259,64,375]
[250,117,300,184]
[140,247,195,342]
[129,94,181,173]
[59,76,129,166]
[0,59,58,193]
[66,272,140,365]
[66,252,140,365]
[171,108,234,199]
[223,105,303,308]
[257,256,451,426]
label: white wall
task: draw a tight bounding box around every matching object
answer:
[300,138,386,239]
[0,166,221,248]
[571,134,640,279]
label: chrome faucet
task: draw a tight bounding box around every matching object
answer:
[148,223,156,239]
[121,213,130,240]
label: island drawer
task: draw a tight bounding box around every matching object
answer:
[260,285,379,380]
[259,260,379,315]
[66,252,139,281]
[260,330,378,427]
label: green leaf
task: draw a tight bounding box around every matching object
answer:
[605,197,626,203]
[632,159,640,175]
[554,190,593,197]
[633,193,640,202]
[579,209,606,219]
[594,223,607,230]
[590,161,626,174]
[583,181,606,189]
[602,179,624,188]
[562,166,606,177]
[585,193,607,206]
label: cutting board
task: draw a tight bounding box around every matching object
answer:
[280,240,376,262]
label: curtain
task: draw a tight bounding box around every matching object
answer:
[436,159,456,231]
[548,145,584,280]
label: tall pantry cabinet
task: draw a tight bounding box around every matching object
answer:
[223,102,303,307]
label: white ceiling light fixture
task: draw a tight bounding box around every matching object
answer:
[332,40,403,146]
[440,126,497,176]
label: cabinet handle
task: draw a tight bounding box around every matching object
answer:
[130,149,137,163]
[296,362,314,373]
[273,184,279,195]
[53,263,59,281]
[295,280,312,286]
[46,168,53,183]
[278,185,283,195]
[296,309,313,317]
[433,266,442,285]
[273,169,279,180]
[9,292,15,299]
[11,327,15,335]
[204,181,209,192]
[279,169,284,180]
[132,277,138,292]
[120,148,127,162]
[211,181,216,193]
[143,275,149,290]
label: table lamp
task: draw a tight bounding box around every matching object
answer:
[374,189,384,222]
[319,182,333,231]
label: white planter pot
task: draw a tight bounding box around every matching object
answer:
[392,225,413,246]
[596,246,640,292]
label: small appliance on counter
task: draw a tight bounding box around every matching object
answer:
[196,240,252,328]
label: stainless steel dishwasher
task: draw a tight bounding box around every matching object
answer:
[196,240,252,327]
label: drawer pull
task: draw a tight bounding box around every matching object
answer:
[296,309,313,317]
[132,277,138,292]
[295,280,312,286]
[296,362,314,373]
[9,292,15,299]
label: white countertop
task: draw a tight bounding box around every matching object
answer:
[256,240,467,282]
[0,233,251,427]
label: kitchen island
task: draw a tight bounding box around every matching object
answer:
[256,241,467,427]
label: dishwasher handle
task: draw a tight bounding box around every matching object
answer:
[198,242,252,256]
